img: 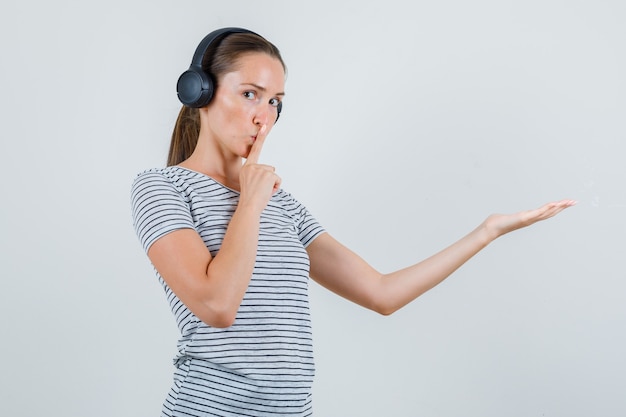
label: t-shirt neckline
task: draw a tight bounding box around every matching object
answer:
[170,165,241,195]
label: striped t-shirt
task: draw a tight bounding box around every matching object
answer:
[130,166,326,417]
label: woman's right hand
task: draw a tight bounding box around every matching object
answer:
[238,124,281,213]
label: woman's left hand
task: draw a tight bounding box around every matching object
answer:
[483,199,577,240]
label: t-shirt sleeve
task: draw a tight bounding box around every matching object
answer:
[285,193,326,247]
[130,170,195,253]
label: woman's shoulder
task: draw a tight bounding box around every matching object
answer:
[132,165,171,180]
[132,166,183,181]
[131,166,204,188]
[130,166,196,203]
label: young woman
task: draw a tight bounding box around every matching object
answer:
[131,27,575,417]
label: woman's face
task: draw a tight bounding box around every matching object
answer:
[204,52,285,159]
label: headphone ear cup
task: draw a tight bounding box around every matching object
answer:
[276,101,283,122]
[177,67,214,108]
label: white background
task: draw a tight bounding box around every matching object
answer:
[1,1,624,416]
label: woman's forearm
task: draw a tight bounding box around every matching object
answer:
[379,222,493,314]
[202,204,263,325]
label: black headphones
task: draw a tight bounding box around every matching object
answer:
[176,27,283,121]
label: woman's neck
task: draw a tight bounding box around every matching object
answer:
[178,137,243,191]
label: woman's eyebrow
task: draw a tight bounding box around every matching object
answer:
[242,83,285,96]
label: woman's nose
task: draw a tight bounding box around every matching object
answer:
[253,105,271,126]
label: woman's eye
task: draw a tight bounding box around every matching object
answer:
[269,98,281,107]
[243,91,257,100]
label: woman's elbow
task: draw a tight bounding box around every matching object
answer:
[196,302,239,328]
[373,303,398,317]
[204,313,237,328]
[368,296,400,316]
[370,292,419,316]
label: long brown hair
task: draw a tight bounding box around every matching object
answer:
[167,32,286,166]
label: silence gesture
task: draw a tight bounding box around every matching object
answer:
[239,124,282,214]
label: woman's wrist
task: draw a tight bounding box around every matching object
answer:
[477,215,502,245]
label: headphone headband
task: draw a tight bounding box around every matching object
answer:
[189,27,256,70]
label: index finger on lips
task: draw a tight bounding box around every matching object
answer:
[245,124,268,165]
